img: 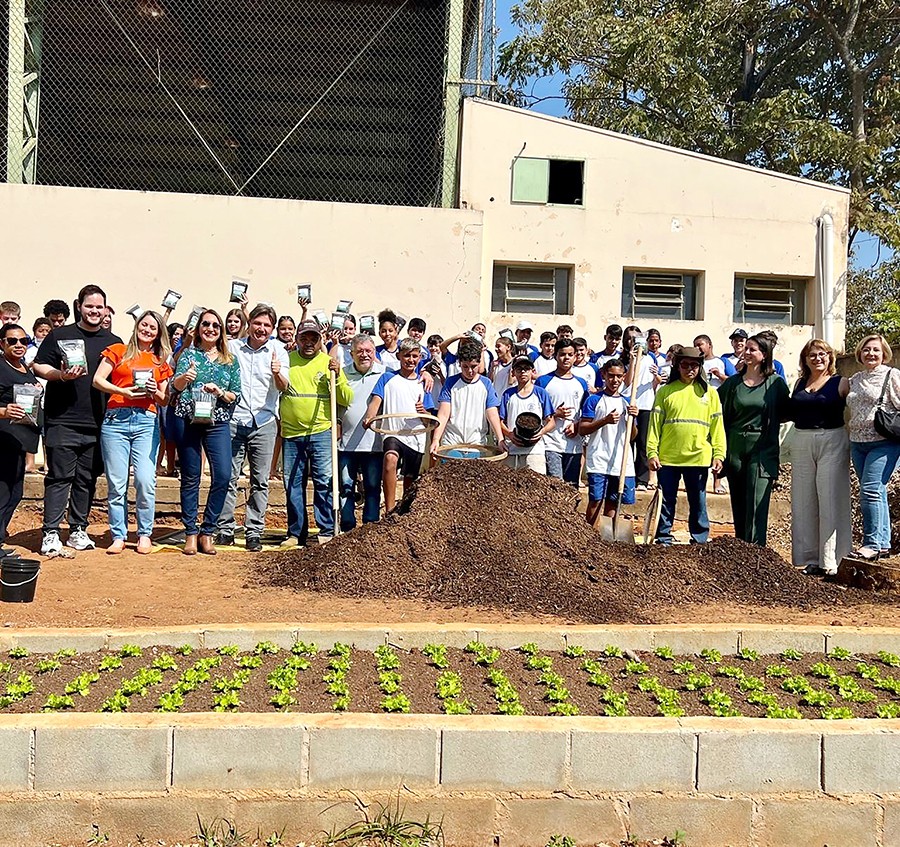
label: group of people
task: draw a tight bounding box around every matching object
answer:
[0,291,897,579]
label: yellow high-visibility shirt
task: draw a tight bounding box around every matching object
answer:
[647,380,726,467]
[279,351,352,438]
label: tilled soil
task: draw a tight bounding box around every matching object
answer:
[3,644,898,718]
[260,462,896,625]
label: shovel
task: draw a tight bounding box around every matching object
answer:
[329,369,341,538]
[594,342,645,543]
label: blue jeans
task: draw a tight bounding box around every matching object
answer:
[170,415,233,536]
[284,431,334,541]
[545,451,581,486]
[850,440,900,550]
[100,408,160,540]
[218,419,278,537]
[656,466,710,544]
[339,451,383,531]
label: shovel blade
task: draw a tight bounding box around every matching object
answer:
[596,515,616,543]
[614,517,636,545]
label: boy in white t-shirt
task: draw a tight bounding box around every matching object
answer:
[499,356,556,473]
[530,331,558,377]
[578,358,639,525]
[432,342,504,451]
[572,337,602,393]
[491,336,515,397]
[364,338,435,511]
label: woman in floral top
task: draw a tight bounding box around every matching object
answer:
[170,309,241,556]
[847,334,900,561]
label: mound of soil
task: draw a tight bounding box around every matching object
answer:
[259,463,895,624]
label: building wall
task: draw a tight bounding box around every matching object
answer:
[458,99,852,373]
[0,183,484,331]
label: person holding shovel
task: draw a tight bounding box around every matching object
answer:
[647,346,726,545]
[579,358,638,526]
[279,320,352,548]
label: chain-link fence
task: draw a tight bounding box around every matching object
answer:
[3,0,495,206]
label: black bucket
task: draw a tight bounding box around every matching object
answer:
[514,411,542,443]
[0,557,40,603]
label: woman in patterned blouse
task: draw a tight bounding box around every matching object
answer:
[170,309,241,556]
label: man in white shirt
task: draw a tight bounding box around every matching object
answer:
[432,342,504,451]
[515,320,539,357]
[218,304,290,551]
[499,357,556,473]
[338,334,385,530]
[364,338,436,511]
[572,337,601,393]
[535,338,590,486]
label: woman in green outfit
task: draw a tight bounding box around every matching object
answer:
[718,334,790,546]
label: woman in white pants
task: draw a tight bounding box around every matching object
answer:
[788,339,850,576]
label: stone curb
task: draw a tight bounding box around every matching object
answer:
[3,622,900,655]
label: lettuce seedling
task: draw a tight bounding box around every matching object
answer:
[436,671,463,700]
[8,647,27,659]
[876,703,900,718]
[422,644,449,669]
[828,646,853,660]
[780,648,803,661]
[672,661,695,675]
[526,655,553,671]
[801,689,835,707]
[270,691,295,710]
[212,691,240,712]
[737,648,759,662]
[254,641,279,655]
[375,645,401,671]
[65,672,100,697]
[564,645,585,658]
[378,671,402,694]
[0,662,10,674]
[237,655,262,669]
[781,676,813,695]
[717,665,745,680]
[291,641,318,656]
[737,676,765,692]
[766,705,802,719]
[99,656,123,672]
[549,701,579,716]
[746,691,779,708]
[157,691,184,712]
[444,698,475,715]
[765,664,792,678]
[100,692,129,712]
[36,659,61,674]
[624,660,649,675]
[684,673,713,691]
[174,644,194,656]
[702,689,741,717]
[601,691,629,717]
[332,695,350,711]
[151,654,178,672]
[216,644,240,657]
[654,645,674,660]
[6,673,34,699]
[821,706,855,719]
[699,648,722,664]
[55,648,77,659]
[856,662,882,680]
[42,694,75,711]
[118,644,143,658]
[329,642,351,658]
[519,642,540,656]
[602,645,624,659]
[381,693,411,713]
[876,650,900,668]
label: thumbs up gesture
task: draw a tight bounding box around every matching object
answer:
[271,351,281,375]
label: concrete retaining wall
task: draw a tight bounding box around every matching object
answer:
[1,624,899,847]
[0,714,897,847]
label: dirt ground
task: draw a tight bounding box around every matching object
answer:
[2,474,897,630]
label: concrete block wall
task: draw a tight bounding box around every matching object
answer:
[0,714,896,846]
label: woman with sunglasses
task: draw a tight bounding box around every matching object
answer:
[0,323,42,553]
[93,311,173,554]
[169,310,240,555]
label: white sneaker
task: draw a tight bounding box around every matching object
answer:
[66,529,95,551]
[41,530,63,557]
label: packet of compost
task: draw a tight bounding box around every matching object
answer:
[335,299,353,314]
[11,383,41,426]
[359,314,376,335]
[297,284,312,304]
[329,312,345,331]
[394,313,407,332]
[132,368,153,394]
[161,289,182,310]
[230,278,249,303]
[191,387,216,424]
[125,303,141,320]
[312,310,329,330]
[499,327,515,340]
[185,306,204,334]
[59,339,87,370]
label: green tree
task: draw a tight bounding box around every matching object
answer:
[500,0,900,249]
[845,254,900,346]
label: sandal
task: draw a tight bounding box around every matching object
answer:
[714,486,727,495]
[852,547,880,561]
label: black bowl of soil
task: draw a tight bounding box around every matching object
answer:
[514,412,542,444]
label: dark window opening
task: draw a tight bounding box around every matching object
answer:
[547,159,584,205]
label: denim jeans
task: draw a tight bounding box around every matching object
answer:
[170,415,233,536]
[656,466,710,544]
[339,451,383,531]
[545,451,581,486]
[284,431,334,541]
[218,419,278,537]
[850,439,900,550]
[100,408,160,540]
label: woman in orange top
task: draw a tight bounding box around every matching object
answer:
[93,311,173,554]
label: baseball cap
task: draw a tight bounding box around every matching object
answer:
[511,355,535,370]
[297,319,322,337]
[729,328,749,340]
[515,320,534,332]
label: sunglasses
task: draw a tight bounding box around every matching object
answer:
[4,337,28,346]
[200,321,221,330]
[678,360,701,369]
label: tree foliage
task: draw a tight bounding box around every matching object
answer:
[845,255,900,346]
[500,0,900,249]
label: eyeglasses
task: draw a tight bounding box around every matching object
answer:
[807,352,829,360]
[678,360,701,369]
[4,337,27,346]
[200,321,221,330]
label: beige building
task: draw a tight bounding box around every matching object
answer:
[0,99,849,373]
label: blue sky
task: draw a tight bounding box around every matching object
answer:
[494,0,893,270]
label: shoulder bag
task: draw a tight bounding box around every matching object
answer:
[873,370,900,442]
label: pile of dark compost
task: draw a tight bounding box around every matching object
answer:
[259,462,896,624]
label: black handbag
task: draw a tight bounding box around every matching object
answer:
[873,371,900,442]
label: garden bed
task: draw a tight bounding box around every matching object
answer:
[3,638,899,719]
